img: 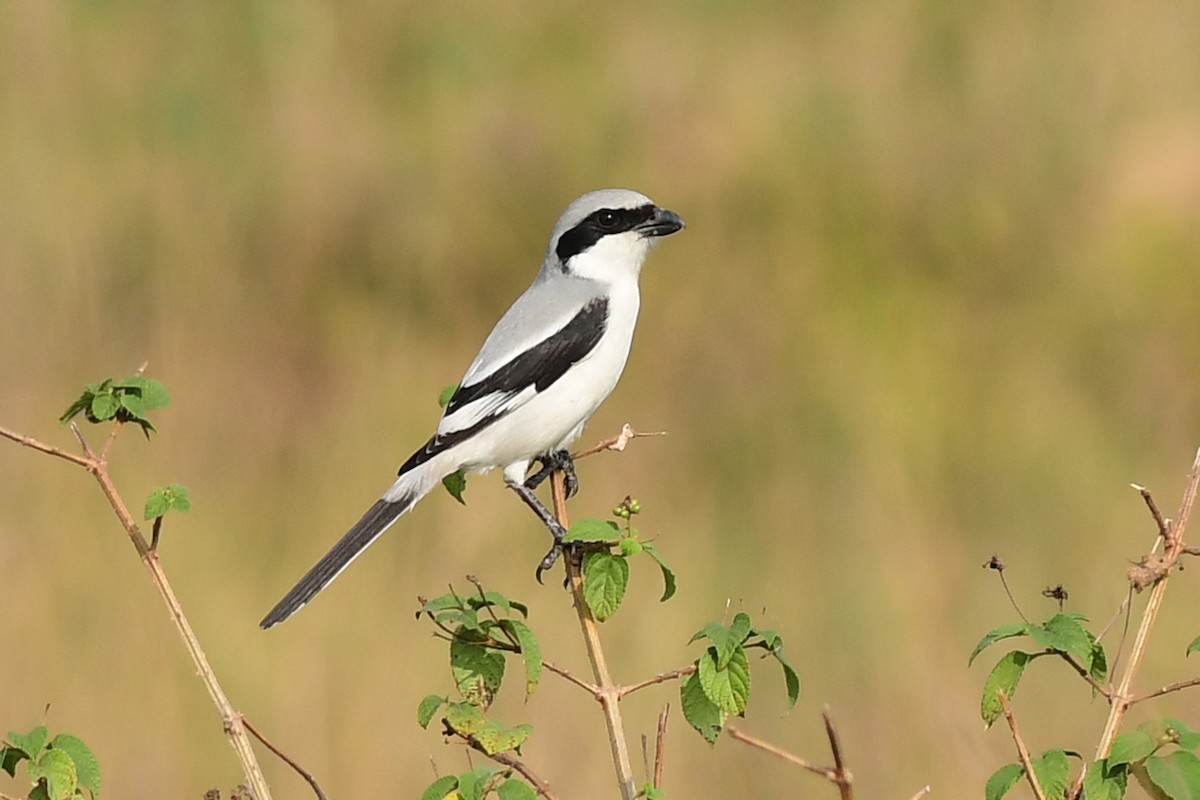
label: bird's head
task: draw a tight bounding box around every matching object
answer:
[546,189,684,282]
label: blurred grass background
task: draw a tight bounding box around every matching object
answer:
[2,1,1199,797]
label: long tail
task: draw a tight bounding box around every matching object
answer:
[260,459,444,628]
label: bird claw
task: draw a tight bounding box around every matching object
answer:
[524,449,579,498]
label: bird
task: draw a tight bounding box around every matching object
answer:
[260,188,684,628]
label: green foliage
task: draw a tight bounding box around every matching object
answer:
[974,612,1109,726]
[984,762,1025,800]
[442,470,468,505]
[59,375,169,438]
[573,499,677,619]
[1187,635,1200,657]
[143,484,191,520]
[418,766,536,800]
[582,552,628,621]
[681,612,800,744]
[1,726,101,800]
[437,384,459,409]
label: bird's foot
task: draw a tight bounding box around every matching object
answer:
[524,449,579,498]
[535,535,610,584]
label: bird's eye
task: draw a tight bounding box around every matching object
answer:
[596,210,620,230]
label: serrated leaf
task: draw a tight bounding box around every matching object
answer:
[419,775,459,800]
[641,542,676,601]
[1031,749,1071,800]
[48,734,100,795]
[1084,759,1128,800]
[981,651,1031,728]
[469,591,511,613]
[1032,613,1095,665]
[1143,751,1200,800]
[444,702,486,736]
[1090,639,1109,684]
[1110,730,1157,768]
[9,726,49,759]
[969,623,1033,665]
[729,612,752,642]
[450,637,505,709]
[442,471,468,505]
[438,384,459,408]
[618,537,641,556]
[697,645,751,715]
[496,779,538,800]
[582,552,628,621]
[31,748,77,800]
[565,518,620,543]
[457,766,498,800]
[417,593,468,617]
[1163,719,1200,751]
[89,393,119,422]
[680,670,726,744]
[985,762,1025,800]
[119,392,147,420]
[136,378,170,410]
[472,720,532,755]
[417,695,447,729]
[501,619,541,695]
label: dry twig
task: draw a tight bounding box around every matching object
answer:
[997,691,1046,800]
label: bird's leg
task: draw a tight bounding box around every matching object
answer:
[523,449,579,498]
[506,479,570,582]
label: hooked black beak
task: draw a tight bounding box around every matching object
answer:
[638,207,685,237]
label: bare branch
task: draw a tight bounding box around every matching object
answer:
[242,715,327,800]
[0,424,93,468]
[822,707,854,800]
[997,691,1047,800]
[908,786,932,800]
[482,750,561,800]
[618,665,698,699]
[572,423,666,461]
[542,660,600,695]
[727,726,841,784]
[653,704,669,791]
[1130,676,1200,706]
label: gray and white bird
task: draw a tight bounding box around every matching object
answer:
[260,188,684,628]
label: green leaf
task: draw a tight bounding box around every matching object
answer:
[985,762,1025,800]
[89,393,119,422]
[1188,636,1200,657]
[451,636,505,709]
[444,701,486,736]
[1110,730,1157,768]
[565,518,621,543]
[980,651,1031,728]
[582,552,629,621]
[30,748,77,800]
[1032,613,1095,665]
[680,670,727,744]
[641,542,677,602]
[417,695,447,729]
[501,619,542,695]
[438,384,459,408]
[417,593,468,617]
[1163,719,1200,751]
[419,775,459,800]
[48,734,100,796]
[497,779,538,800]
[777,656,801,708]
[471,720,532,755]
[728,613,753,647]
[1089,639,1109,685]
[969,623,1033,665]
[144,484,191,521]
[8,726,49,759]
[1142,751,1200,800]
[697,645,751,715]
[1083,759,1128,800]
[1031,749,1071,800]
[442,471,468,505]
[456,766,498,800]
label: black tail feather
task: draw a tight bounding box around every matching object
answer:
[260,494,414,629]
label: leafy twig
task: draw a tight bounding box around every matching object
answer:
[477,749,560,800]
[0,412,273,799]
[550,470,638,800]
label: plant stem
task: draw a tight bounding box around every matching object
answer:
[549,471,638,800]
